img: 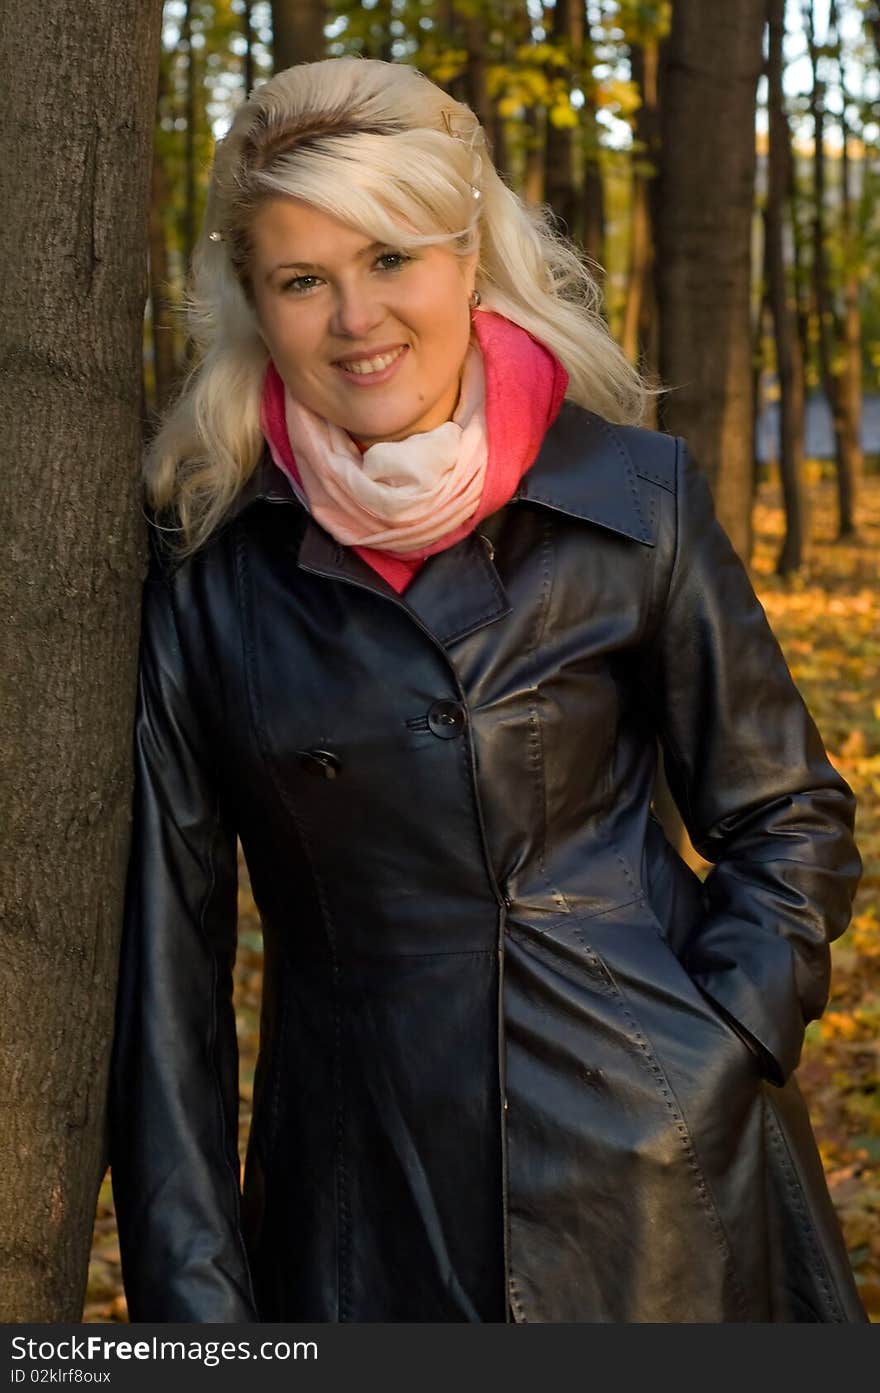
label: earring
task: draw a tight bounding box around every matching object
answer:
[469,289,482,311]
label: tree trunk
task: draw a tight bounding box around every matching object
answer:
[243,0,255,97]
[654,0,766,561]
[182,0,196,275]
[544,0,582,236]
[463,10,493,135]
[271,0,325,72]
[766,0,807,576]
[524,105,545,206]
[787,117,811,377]
[832,0,862,538]
[0,0,162,1320]
[580,93,606,269]
[149,59,177,419]
[804,1,853,537]
[621,38,660,383]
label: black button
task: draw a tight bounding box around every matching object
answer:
[299,749,341,779]
[427,700,466,740]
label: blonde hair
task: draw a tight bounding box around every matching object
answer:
[148,56,648,557]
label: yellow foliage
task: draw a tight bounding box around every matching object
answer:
[596,77,642,119]
[819,1010,862,1041]
[497,95,522,120]
[549,103,580,130]
[516,42,569,70]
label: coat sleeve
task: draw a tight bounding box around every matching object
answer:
[642,438,863,1087]
[108,547,259,1322]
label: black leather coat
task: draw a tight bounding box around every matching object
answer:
[109,405,866,1322]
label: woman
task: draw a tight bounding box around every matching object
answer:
[109,56,866,1323]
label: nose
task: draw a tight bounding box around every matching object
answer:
[329,278,386,340]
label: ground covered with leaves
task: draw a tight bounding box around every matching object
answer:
[85,472,880,1322]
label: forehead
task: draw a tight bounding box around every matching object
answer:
[251,198,386,264]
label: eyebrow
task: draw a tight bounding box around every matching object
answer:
[267,241,391,281]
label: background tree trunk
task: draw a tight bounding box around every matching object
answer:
[243,0,255,97]
[182,0,196,273]
[0,0,162,1320]
[544,0,581,236]
[804,0,858,539]
[655,0,766,560]
[580,40,606,272]
[766,0,807,575]
[463,9,493,135]
[622,36,660,390]
[271,0,325,72]
[832,0,862,538]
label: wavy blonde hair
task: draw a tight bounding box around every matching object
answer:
[148,56,648,557]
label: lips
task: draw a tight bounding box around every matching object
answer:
[335,345,407,375]
[332,344,410,388]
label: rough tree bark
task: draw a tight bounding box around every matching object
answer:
[271,0,325,72]
[655,0,766,560]
[149,56,178,419]
[0,0,162,1319]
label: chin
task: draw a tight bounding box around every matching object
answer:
[346,416,419,445]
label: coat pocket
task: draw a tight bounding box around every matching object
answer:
[572,897,762,1083]
[571,899,774,1308]
[503,905,764,1319]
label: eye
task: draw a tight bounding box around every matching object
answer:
[374,251,411,272]
[281,274,323,295]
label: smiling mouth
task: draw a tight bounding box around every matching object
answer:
[335,345,407,375]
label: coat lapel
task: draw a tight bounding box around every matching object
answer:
[515,403,657,547]
[399,533,511,647]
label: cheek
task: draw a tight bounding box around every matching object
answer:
[412,284,469,358]
[261,308,322,379]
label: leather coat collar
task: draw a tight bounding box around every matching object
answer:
[226,402,656,548]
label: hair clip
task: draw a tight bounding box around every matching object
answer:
[209,230,224,242]
[441,106,476,142]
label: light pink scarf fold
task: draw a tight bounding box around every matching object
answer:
[260,310,570,583]
[280,341,487,557]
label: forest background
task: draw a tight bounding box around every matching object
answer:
[0,0,878,1323]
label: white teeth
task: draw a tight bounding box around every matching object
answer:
[338,346,405,375]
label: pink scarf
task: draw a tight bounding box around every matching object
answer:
[260,310,568,592]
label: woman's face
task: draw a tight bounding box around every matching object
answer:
[249,197,479,447]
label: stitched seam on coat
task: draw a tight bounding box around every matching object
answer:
[526,515,570,913]
[234,523,351,1321]
[635,464,675,491]
[570,924,752,1319]
[764,1102,845,1321]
